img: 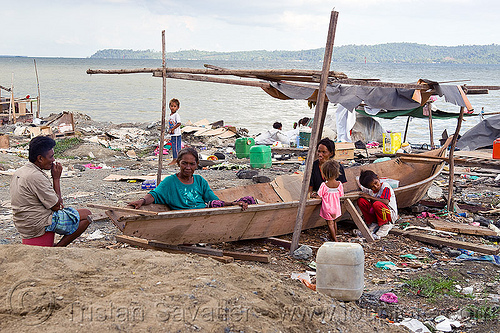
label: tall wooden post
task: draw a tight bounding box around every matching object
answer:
[290,10,339,254]
[403,116,410,142]
[34,59,41,118]
[157,30,167,186]
[446,106,465,213]
[428,110,434,148]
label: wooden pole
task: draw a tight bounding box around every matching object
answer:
[290,10,339,254]
[34,59,41,118]
[157,31,167,186]
[446,106,465,213]
[10,74,16,124]
[428,109,434,148]
[403,116,410,142]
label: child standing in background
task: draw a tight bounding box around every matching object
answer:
[318,159,344,242]
[168,98,182,166]
[356,170,398,239]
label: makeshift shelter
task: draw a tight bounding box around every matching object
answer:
[87,10,497,252]
[457,114,500,151]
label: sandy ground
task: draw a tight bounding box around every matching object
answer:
[1,114,500,332]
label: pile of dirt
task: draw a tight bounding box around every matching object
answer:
[0,245,404,332]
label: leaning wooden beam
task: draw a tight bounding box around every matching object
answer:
[447,108,466,213]
[87,203,158,215]
[0,84,11,92]
[343,199,375,242]
[390,229,500,255]
[290,10,339,254]
[157,30,167,186]
[154,72,271,89]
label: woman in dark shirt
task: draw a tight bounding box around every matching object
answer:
[309,138,347,197]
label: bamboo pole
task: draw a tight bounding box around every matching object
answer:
[290,10,339,254]
[446,106,466,213]
[157,30,167,186]
[34,59,41,118]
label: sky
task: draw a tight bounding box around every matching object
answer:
[2,0,499,58]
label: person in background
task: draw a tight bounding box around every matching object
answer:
[255,121,289,145]
[356,170,398,239]
[10,136,92,246]
[128,147,254,210]
[168,98,182,166]
[317,159,344,241]
[309,138,347,197]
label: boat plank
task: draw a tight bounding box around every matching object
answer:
[428,220,497,236]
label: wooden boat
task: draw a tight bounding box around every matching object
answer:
[104,143,449,245]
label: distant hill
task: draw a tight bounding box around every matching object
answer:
[90,43,500,64]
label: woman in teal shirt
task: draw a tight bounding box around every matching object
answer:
[128,147,249,210]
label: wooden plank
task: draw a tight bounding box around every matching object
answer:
[344,198,375,242]
[222,250,270,263]
[428,220,497,236]
[115,235,234,263]
[87,203,158,215]
[390,229,500,255]
[105,209,125,231]
[266,237,320,250]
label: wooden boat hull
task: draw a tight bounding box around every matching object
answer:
[120,200,323,245]
[110,147,447,245]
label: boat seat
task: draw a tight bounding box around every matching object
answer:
[22,231,55,247]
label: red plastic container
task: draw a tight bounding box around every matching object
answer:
[494,138,500,159]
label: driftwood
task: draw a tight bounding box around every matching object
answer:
[390,228,500,255]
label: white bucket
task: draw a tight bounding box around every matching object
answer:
[316,242,364,301]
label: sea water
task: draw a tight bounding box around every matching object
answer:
[1,57,499,144]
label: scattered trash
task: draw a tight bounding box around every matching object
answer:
[434,315,461,332]
[86,229,105,240]
[455,253,500,265]
[375,261,396,270]
[460,286,474,295]
[400,254,418,260]
[141,179,156,190]
[396,318,431,333]
[417,212,439,219]
[379,292,398,303]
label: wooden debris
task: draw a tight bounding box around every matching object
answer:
[390,228,500,255]
[344,198,375,242]
[266,237,320,250]
[428,220,497,236]
[115,235,270,263]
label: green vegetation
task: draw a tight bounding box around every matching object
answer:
[401,274,465,302]
[54,137,82,158]
[466,303,500,320]
[90,43,500,64]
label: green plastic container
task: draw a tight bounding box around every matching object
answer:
[250,145,272,168]
[299,129,311,147]
[235,137,255,158]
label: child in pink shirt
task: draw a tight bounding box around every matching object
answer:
[317,159,344,241]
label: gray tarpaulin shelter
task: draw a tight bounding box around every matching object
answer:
[265,81,472,111]
[457,114,500,150]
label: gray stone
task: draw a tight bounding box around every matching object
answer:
[252,175,271,183]
[236,169,258,179]
[292,245,313,260]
